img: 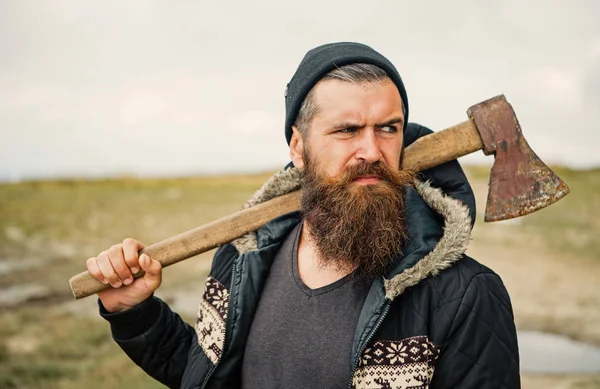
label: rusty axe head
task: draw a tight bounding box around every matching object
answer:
[467,95,570,222]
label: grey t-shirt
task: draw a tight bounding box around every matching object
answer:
[241,222,370,388]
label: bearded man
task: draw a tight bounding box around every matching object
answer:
[87,42,520,388]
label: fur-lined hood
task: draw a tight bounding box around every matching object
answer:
[231,167,473,302]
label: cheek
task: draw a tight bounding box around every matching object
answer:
[309,143,354,177]
[331,148,358,174]
[381,142,403,168]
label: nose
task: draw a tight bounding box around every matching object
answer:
[354,128,383,163]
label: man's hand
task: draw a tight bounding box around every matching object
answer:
[86,238,162,313]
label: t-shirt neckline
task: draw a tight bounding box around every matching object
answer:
[291,222,355,298]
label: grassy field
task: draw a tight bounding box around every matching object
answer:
[0,167,598,388]
[0,173,271,389]
[467,165,600,261]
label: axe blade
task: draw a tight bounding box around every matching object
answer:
[468,96,571,222]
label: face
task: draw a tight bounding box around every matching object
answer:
[290,78,405,181]
[292,78,412,280]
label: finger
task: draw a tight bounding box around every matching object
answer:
[122,238,144,275]
[139,254,162,292]
[86,257,108,284]
[108,245,133,286]
[96,250,122,288]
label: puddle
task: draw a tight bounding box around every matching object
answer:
[519,331,600,373]
[0,284,51,307]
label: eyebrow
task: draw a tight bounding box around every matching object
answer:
[329,117,404,131]
[375,117,404,127]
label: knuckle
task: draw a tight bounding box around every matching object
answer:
[122,237,136,245]
[107,246,124,262]
[109,244,122,253]
[96,252,108,266]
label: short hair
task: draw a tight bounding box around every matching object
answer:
[294,63,404,136]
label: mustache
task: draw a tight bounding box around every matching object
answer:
[323,161,413,187]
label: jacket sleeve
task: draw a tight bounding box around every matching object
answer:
[431,272,520,388]
[100,296,196,388]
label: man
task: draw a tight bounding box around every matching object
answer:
[87,42,520,388]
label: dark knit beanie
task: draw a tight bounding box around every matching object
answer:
[284,42,409,144]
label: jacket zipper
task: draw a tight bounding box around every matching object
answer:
[200,261,238,389]
[346,301,391,389]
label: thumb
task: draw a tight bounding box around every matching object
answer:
[139,254,162,292]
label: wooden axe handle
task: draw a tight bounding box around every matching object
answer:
[403,120,483,171]
[69,119,483,299]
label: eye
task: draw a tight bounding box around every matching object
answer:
[380,125,398,133]
[338,127,358,134]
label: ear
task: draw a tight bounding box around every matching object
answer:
[289,126,305,169]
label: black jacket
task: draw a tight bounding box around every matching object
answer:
[101,124,520,388]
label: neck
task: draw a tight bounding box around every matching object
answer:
[296,220,357,289]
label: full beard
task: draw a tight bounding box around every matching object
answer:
[301,152,415,281]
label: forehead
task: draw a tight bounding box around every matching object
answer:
[310,79,404,125]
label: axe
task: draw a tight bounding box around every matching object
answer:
[69,95,570,299]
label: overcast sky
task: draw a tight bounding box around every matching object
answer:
[1,0,598,182]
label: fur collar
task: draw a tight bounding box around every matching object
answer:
[231,168,472,301]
